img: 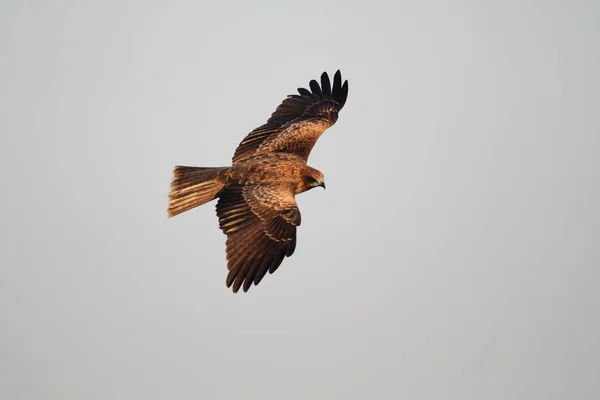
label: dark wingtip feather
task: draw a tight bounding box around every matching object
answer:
[339,80,349,108]
[333,70,342,94]
[233,270,245,293]
[286,238,296,257]
[309,79,322,97]
[320,72,331,96]
[328,70,348,109]
[226,267,237,287]
[268,251,286,274]
[243,257,263,292]
[297,87,312,97]
[253,251,276,286]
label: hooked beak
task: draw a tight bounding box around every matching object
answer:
[319,182,326,190]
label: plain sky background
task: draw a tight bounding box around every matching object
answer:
[1,0,599,399]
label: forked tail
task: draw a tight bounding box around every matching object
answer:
[168,166,228,217]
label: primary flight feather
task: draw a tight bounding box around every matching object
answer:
[168,70,349,292]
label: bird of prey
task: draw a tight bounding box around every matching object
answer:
[168,70,349,292]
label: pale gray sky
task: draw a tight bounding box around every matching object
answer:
[1,0,599,399]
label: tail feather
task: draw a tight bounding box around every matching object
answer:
[168,166,227,217]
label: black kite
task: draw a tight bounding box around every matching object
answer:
[168,70,349,292]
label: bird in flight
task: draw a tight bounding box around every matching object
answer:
[168,70,349,292]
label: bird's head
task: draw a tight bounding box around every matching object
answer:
[300,168,325,193]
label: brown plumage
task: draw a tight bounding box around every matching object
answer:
[168,70,349,292]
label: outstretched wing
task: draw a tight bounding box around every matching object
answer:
[232,70,349,163]
[215,183,301,293]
